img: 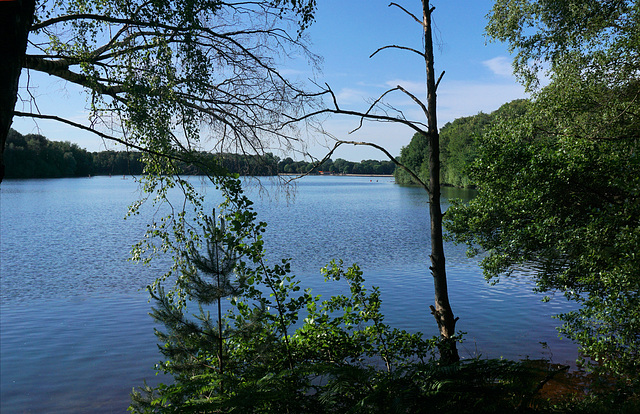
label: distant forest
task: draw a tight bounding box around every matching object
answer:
[3,129,395,178]
[7,102,528,182]
[394,99,529,187]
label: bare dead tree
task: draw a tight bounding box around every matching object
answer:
[289,0,460,363]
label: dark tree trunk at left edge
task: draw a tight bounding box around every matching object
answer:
[0,0,35,183]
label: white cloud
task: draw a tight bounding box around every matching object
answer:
[335,87,371,104]
[304,78,529,161]
[482,56,514,77]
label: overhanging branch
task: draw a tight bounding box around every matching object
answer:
[23,56,126,97]
[12,110,186,164]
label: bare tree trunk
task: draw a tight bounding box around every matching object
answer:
[423,0,460,364]
[0,0,35,183]
[302,1,461,363]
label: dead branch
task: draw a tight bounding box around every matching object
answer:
[396,85,429,118]
[284,85,428,136]
[435,71,445,91]
[388,2,423,25]
[370,45,425,59]
[13,110,184,163]
[350,86,404,133]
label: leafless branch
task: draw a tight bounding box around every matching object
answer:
[350,86,404,133]
[435,71,445,90]
[396,85,429,118]
[284,84,428,135]
[388,2,423,25]
[370,45,425,59]
[12,110,186,161]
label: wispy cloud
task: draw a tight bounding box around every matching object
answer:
[335,87,371,104]
[482,56,514,77]
[305,77,529,161]
[384,79,426,96]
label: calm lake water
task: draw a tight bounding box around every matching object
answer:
[1,176,578,413]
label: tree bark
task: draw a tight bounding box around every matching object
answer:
[0,0,35,183]
[423,0,460,364]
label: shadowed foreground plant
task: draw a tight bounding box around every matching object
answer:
[130,177,587,413]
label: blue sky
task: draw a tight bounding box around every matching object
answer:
[300,0,528,160]
[11,0,527,161]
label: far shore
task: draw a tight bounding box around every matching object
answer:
[278,173,394,178]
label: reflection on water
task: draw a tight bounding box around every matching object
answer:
[0,176,577,413]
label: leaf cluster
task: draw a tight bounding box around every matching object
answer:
[445,0,640,386]
[394,99,529,188]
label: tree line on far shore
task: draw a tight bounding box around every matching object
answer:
[3,129,396,178]
[394,99,529,188]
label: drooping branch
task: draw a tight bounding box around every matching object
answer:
[336,140,430,194]
[287,139,430,195]
[12,110,186,164]
[370,45,425,59]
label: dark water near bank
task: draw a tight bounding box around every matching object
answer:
[0,176,578,413]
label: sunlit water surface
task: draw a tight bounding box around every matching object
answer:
[1,176,578,413]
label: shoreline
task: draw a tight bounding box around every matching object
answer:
[277,173,394,178]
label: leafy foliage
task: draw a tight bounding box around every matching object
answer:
[130,176,436,412]
[278,157,395,175]
[130,176,576,413]
[446,0,640,387]
[394,100,529,187]
[4,129,96,178]
[18,0,321,181]
[486,0,640,91]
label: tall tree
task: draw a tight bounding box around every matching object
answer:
[0,0,35,182]
[446,0,639,382]
[295,0,460,363]
[0,0,318,184]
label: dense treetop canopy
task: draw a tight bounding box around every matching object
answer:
[394,99,529,188]
[487,0,639,90]
[446,0,640,382]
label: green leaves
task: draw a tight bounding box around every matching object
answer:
[486,0,639,90]
[444,58,640,383]
[395,100,530,188]
[130,176,444,412]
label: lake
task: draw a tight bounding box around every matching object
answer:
[0,176,578,413]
